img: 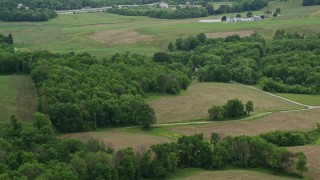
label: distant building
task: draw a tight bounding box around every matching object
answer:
[17,3,24,9]
[159,2,169,8]
[226,16,261,23]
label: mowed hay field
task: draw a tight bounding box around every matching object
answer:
[275,93,320,106]
[178,170,299,180]
[149,82,303,123]
[59,129,171,151]
[170,108,320,138]
[288,146,320,180]
[0,1,320,56]
[0,75,36,122]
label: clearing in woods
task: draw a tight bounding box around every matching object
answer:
[59,129,171,151]
[170,108,320,138]
[288,146,320,180]
[149,82,303,123]
[0,75,36,122]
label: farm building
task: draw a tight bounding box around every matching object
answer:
[226,16,262,23]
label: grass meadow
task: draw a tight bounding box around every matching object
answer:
[0,75,36,122]
[0,0,319,56]
[275,93,320,106]
[173,169,302,180]
[169,108,320,138]
[149,82,303,123]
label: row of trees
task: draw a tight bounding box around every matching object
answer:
[107,7,208,19]
[0,116,308,179]
[208,99,253,120]
[303,0,320,6]
[213,0,269,14]
[0,8,57,22]
[260,124,320,147]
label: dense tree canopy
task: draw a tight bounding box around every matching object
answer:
[0,116,308,179]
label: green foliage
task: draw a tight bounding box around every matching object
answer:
[208,99,253,120]
[168,42,174,52]
[245,100,253,115]
[303,0,320,6]
[208,106,224,120]
[223,99,245,118]
[0,51,192,132]
[295,152,308,176]
[0,116,309,179]
[107,7,208,19]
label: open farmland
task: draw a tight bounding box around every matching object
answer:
[0,1,320,56]
[59,128,171,151]
[275,93,320,106]
[0,75,36,122]
[149,82,303,123]
[288,146,320,180]
[170,108,320,138]
[177,169,300,180]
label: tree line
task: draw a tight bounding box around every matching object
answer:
[0,0,57,22]
[166,31,320,94]
[107,7,208,19]
[0,115,308,179]
[303,0,320,6]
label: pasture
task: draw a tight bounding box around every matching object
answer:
[0,1,319,56]
[0,75,36,122]
[289,146,320,180]
[149,82,303,123]
[176,169,300,180]
[59,128,171,151]
[170,108,320,138]
[275,93,320,106]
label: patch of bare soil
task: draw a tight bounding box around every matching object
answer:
[170,109,320,138]
[205,30,254,38]
[59,130,170,151]
[90,29,153,46]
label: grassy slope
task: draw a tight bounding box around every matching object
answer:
[0,75,36,122]
[170,108,320,138]
[171,169,301,180]
[149,82,303,123]
[289,146,320,180]
[274,93,320,106]
[0,0,319,56]
[59,128,172,151]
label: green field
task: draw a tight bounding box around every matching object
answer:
[0,75,36,122]
[0,0,319,56]
[275,93,320,106]
[149,82,303,123]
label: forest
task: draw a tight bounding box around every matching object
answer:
[0,115,308,179]
[107,7,208,19]
[167,32,320,94]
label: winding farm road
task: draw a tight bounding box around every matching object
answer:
[153,82,320,127]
